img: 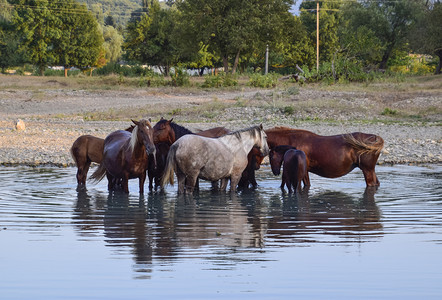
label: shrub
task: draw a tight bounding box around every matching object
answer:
[249,73,279,88]
[201,73,238,88]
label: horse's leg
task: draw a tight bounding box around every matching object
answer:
[185,175,198,194]
[106,173,114,191]
[220,178,229,191]
[176,173,186,194]
[139,172,146,194]
[361,167,380,187]
[80,160,91,185]
[122,174,130,193]
[230,174,242,192]
[303,172,311,187]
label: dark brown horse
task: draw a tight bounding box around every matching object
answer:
[269,145,308,193]
[264,127,384,187]
[90,119,156,194]
[148,142,170,192]
[237,146,265,189]
[70,125,134,186]
[150,118,230,191]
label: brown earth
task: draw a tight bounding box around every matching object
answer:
[0,74,441,167]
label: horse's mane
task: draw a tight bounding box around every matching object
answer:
[227,125,262,141]
[130,125,139,152]
[156,119,193,139]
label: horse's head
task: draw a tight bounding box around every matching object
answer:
[269,149,284,176]
[153,117,176,145]
[132,119,156,156]
[255,124,269,157]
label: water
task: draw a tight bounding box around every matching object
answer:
[0,165,441,299]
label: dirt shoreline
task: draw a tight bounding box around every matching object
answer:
[0,75,441,167]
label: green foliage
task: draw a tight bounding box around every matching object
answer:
[94,62,153,77]
[249,73,279,88]
[201,73,238,88]
[282,105,295,115]
[381,108,398,116]
[169,68,190,87]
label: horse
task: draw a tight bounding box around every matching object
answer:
[269,145,308,193]
[70,125,135,186]
[150,118,230,191]
[161,125,269,194]
[264,127,384,187]
[237,146,265,189]
[90,119,156,194]
[147,142,170,192]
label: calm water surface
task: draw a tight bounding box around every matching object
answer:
[0,165,441,299]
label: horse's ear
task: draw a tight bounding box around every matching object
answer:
[259,124,263,130]
[160,116,165,120]
[132,119,139,126]
[169,118,173,123]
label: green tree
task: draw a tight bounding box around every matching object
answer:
[11,0,62,75]
[0,0,22,71]
[102,25,123,63]
[53,0,103,76]
[177,0,294,73]
[124,0,179,75]
[340,0,426,69]
[409,1,442,74]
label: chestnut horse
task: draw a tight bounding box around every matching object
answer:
[161,125,269,194]
[90,119,156,194]
[269,145,308,193]
[70,125,134,186]
[150,118,230,191]
[264,127,384,187]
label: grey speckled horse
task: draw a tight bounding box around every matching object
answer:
[161,125,269,194]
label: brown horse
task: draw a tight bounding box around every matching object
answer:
[148,142,170,192]
[237,146,265,189]
[269,145,308,193]
[264,127,384,187]
[70,125,134,186]
[70,135,104,186]
[90,119,156,194]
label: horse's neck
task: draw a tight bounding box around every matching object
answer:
[220,132,256,154]
[172,123,193,139]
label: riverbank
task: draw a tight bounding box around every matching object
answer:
[0,74,441,167]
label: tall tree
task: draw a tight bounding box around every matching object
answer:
[340,0,426,69]
[53,0,103,76]
[177,0,294,73]
[124,0,179,75]
[11,0,62,75]
[409,1,442,74]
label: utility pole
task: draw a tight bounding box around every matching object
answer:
[265,44,269,74]
[316,0,319,70]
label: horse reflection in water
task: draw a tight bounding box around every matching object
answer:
[72,184,381,277]
[161,125,269,194]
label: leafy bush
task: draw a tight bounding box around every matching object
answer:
[201,73,238,88]
[249,73,279,88]
[170,68,190,87]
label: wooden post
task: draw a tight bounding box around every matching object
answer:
[316,0,319,70]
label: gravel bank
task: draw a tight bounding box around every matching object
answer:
[0,119,440,167]
[0,75,441,167]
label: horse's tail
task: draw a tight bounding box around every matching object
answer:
[89,162,106,183]
[343,133,384,156]
[69,146,78,166]
[161,144,177,188]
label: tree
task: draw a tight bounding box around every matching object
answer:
[102,25,123,63]
[124,0,179,75]
[11,0,62,75]
[52,1,103,77]
[177,0,294,73]
[409,1,442,74]
[0,0,22,71]
[340,0,426,70]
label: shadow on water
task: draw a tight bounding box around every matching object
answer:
[73,185,382,277]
